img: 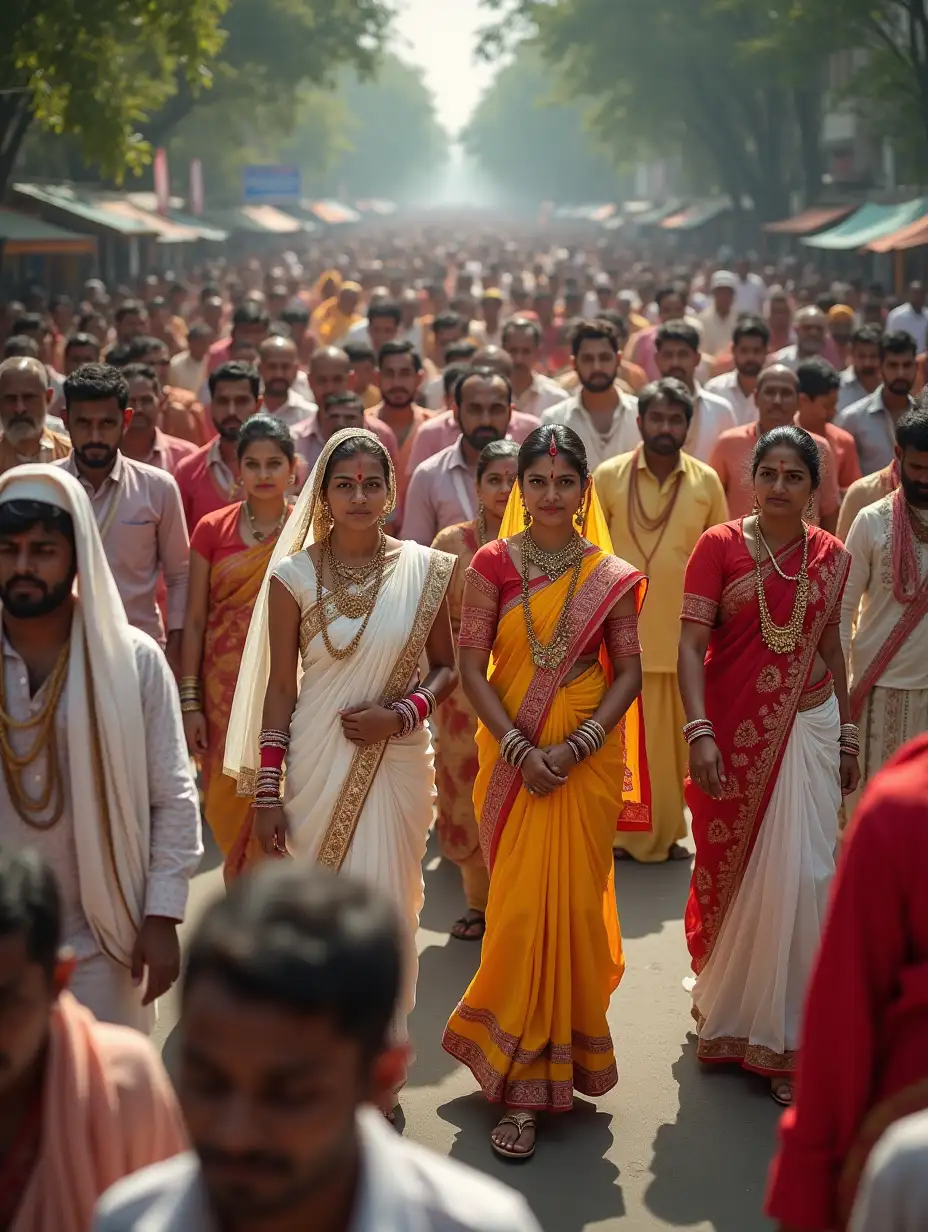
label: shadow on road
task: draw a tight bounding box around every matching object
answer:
[438,1092,623,1231]
[643,1038,779,1231]
[614,855,693,941]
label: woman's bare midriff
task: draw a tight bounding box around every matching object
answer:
[808,653,829,688]
[562,654,599,686]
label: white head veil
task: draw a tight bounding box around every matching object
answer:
[0,465,149,965]
[224,427,396,791]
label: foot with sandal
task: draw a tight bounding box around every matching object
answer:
[451,910,486,941]
[771,1078,794,1107]
[491,1110,537,1160]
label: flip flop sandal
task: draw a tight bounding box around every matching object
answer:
[491,1111,537,1160]
[771,1081,794,1107]
[451,913,487,941]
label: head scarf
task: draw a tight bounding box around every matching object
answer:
[224,428,396,790]
[0,466,148,965]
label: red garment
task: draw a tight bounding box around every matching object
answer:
[174,442,237,533]
[766,734,928,1230]
[189,500,250,566]
[680,521,850,974]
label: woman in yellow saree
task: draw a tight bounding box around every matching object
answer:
[442,423,650,1160]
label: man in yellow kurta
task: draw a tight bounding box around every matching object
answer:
[595,377,728,862]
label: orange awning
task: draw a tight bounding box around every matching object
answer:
[866,214,928,253]
[240,205,302,234]
[763,205,855,235]
[98,200,203,242]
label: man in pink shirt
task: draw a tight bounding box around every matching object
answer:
[119,364,198,474]
[708,365,840,533]
[207,302,270,373]
[291,347,399,474]
[796,357,862,496]
[291,391,399,473]
[56,364,190,671]
[402,368,512,546]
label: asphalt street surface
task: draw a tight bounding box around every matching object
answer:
[155,830,780,1231]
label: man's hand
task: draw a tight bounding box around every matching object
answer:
[131,916,181,1006]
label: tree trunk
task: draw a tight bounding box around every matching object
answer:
[794,82,824,208]
[0,94,34,200]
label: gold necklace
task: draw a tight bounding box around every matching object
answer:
[244,502,286,542]
[317,533,387,659]
[0,640,70,828]
[752,518,810,654]
[476,506,488,547]
[519,532,586,669]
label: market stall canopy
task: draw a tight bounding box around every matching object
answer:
[802,198,928,249]
[98,200,207,244]
[241,205,303,233]
[307,200,362,225]
[0,208,96,255]
[13,183,156,237]
[865,213,928,253]
[660,198,732,231]
[354,200,397,216]
[762,205,855,235]
[633,199,687,227]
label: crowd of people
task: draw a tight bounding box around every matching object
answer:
[1,231,928,1230]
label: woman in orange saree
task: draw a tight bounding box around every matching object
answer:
[442,424,650,1160]
[180,415,295,854]
[431,440,519,941]
[678,425,858,1107]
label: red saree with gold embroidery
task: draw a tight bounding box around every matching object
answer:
[442,544,648,1111]
[681,521,851,976]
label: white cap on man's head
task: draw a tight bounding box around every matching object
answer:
[710,270,738,291]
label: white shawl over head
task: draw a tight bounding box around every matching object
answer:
[224,427,397,789]
[0,465,148,965]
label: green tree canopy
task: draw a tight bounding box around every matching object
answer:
[460,45,620,206]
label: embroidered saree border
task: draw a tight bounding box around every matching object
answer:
[315,551,454,871]
[849,571,928,721]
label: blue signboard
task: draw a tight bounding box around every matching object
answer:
[242,165,301,205]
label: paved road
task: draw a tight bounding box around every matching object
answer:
[154,833,780,1231]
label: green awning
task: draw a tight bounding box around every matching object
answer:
[802,198,928,249]
[634,199,687,227]
[661,197,732,231]
[0,208,96,254]
[13,183,157,236]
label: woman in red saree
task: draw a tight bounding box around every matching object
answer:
[180,415,295,854]
[442,424,650,1161]
[678,425,859,1107]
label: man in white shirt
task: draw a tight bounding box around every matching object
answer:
[167,323,213,395]
[654,320,736,461]
[94,865,541,1232]
[257,336,315,428]
[769,306,831,371]
[542,319,640,470]
[699,270,739,357]
[886,281,928,353]
[732,256,768,317]
[838,324,884,412]
[705,315,769,425]
[502,316,566,418]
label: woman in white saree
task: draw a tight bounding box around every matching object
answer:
[224,427,457,1084]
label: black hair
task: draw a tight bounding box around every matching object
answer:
[501,316,541,347]
[232,302,270,329]
[322,431,390,486]
[751,425,821,490]
[49,293,72,311]
[64,362,129,412]
[367,301,402,326]
[2,335,39,359]
[77,311,106,332]
[236,413,295,463]
[518,424,589,486]
[208,360,260,400]
[121,362,159,387]
[343,341,376,366]
[11,313,45,335]
[0,498,76,550]
[896,402,928,451]
[655,320,700,354]
[147,296,167,311]
[0,848,62,981]
[377,339,422,370]
[321,391,365,416]
[850,324,883,350]
[570,318,619,359]
[63,332,100,357]
[105,344,132,369]
[442,362,471,398]
[638,377,695,424]
[880,330,918,361]
[183,863,401,1059]
[432,311,465,335]
[476,438,519,483]
[444,340,478,365]
[796,357,840,400]
[114,299,145,322]
[654,284,685,309]
[281,304,309,326]
[732,315,771,348]
[594,309,628,342]
[453,365,513,410]
[125,335,166,362]
[186,322,214,341]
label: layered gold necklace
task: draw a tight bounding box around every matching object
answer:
[520,531,586,669]
[752,518,810,654]
[0,639,71,828]
[317,532,387,660]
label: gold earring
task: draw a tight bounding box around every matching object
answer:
[573,508,584,530]
[752,496,761,515]
[522,498,531,528]
[322,499,334,532]
[378,512,387,528]
[805,496,815,520]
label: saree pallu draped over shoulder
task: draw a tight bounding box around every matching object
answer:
[442,549,648,1112]
[682,525,851,975]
